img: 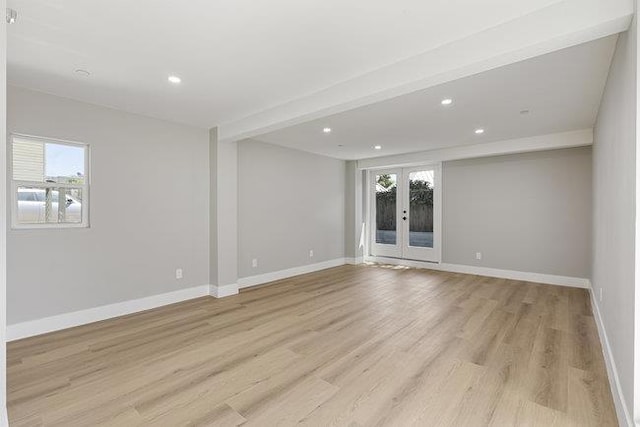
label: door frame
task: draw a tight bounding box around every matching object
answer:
[368,168,403,258]
[366,163,442,263]
[401,164,442,263]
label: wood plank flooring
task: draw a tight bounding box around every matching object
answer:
[7,264,617,426]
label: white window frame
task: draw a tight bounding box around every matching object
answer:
[10,134,90,229]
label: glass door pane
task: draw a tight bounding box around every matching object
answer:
[370,169,402,259]
[369,166,439,262]
[375,173,397,245]
[408,170,434,248]
[400,165,440,263]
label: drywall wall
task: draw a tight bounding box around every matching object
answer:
[209,128,219,288]
[209,127,239,294]
[7,87,210,324]
[238,139,345,278]
[443,147,592,278]
[345,161,357,259]
[592,16,637,426]
[344,163,367,263]
[345,163,367,262]
[1,1,8,424]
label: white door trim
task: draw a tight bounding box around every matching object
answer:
[369,168,403,258]
[401,164,442,263]
[368,164,442,263]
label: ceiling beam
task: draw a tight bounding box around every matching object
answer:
[219,0,632,143]
[356,129,593,169]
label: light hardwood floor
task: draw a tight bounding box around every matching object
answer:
[7,265,617,426]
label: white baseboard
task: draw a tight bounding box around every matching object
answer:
[589,286,633,427]
[345,256,364,265]
[5,258,589,342]
[6,285,210,341]
[439,263,590,288]
[238,258,347,289]
[210,283,239,298]
[6,258,348,340]
[364,256,590,288]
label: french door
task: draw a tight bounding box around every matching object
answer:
[369,165,441,263]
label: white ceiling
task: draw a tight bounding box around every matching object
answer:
[253,36,617,160]
[7,0,571,129]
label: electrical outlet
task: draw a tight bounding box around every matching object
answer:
[476,252,482,260]
[309,249,314,258]
[252,258,258,268]
[176,268,183,279]
[599,288,603,302]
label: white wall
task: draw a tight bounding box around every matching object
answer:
[443,147,592,278]
[6,87,210,325]
[344,161,357,259]
[592,14,637,426]
[237,139,345,278]
[1,1,8,424]
[209,128,239,295]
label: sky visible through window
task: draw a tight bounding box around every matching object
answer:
[46,143,84,178]
[411,170,434,185]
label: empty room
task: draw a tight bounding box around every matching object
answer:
[0,0,639,426]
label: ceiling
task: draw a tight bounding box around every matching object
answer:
[253,36,617,160]
[7,0,570,128]
[6,0,630,162]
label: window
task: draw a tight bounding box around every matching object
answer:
[11,135,89,228]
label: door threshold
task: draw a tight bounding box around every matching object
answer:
[364,256,441,269]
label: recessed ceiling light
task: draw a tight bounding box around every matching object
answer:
[168,75,182,84]
[475,128,485,135]
[374,145,382,150]
[441,98,453,106]
[75,69,90,77]
[323,127,332,134]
